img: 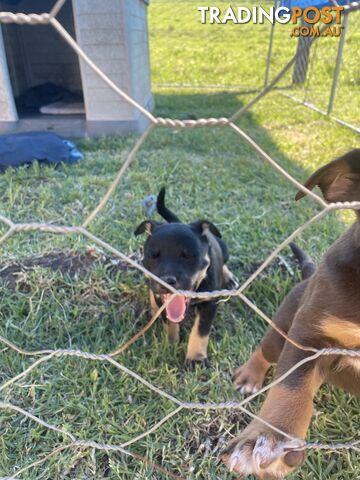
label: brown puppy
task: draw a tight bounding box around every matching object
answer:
[223,148,360,479]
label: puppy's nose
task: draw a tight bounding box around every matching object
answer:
[161,275,177,286]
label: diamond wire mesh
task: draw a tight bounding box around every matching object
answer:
[267,1,360,132]
[0,1,360,478]
[330,7,360,127]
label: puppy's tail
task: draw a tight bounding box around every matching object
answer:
[290,242,316,280]
[156,187,181,223]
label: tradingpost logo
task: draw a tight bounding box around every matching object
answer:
[198,4,344,37]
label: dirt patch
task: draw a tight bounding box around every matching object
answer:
[0,248,143,289]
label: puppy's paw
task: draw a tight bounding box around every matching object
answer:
[233,365,264,395]
[222,427,305,479]
[232,351,268,394]
[223,266,239,290]
[226,274,239,290]
[185,357,210,370]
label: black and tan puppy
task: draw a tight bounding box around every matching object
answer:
[135,188,238,368]
[223,149,360,478]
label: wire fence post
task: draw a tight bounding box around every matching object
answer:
[264,0,278,87]
[292,18,313,84]
[327,5,350,115]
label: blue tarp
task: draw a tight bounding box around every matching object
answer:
[0,132,83,172]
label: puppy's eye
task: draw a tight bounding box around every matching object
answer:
[149,250,160,259]
[180,251,193,260]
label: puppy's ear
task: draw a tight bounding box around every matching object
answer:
[191,220,222,238]
[134,220,161,236]
[295,149,360,203]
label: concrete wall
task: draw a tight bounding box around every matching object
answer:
[72,0,153,128]
[125,0,153,120]
[72,0,133,122]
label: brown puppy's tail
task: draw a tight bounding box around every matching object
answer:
[289,242,316,280]
[156,187,181,223]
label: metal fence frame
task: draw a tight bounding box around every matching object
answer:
[264,0,360,133]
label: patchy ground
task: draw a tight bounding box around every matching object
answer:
[0,249,140,290]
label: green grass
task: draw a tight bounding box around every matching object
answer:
[0,1,359,478]
[151,0,360,128]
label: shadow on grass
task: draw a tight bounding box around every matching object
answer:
[154,88,303,167]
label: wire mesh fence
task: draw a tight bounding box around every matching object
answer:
[0,0,360,478]
[265,1,360,132]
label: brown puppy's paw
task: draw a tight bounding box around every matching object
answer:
[233,365,264,395]
[222,428,305,479]
[233,357,268,395]
[185,357,210,370]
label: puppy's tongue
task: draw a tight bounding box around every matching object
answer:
[162,294,186,323]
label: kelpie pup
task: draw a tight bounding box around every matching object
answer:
[223,149,360,478]
[135,188,238,368]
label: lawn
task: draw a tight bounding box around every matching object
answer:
[0,1,359,479]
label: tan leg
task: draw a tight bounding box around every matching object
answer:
[150,290,180,343]
[232,281,308,395]
[223,344,325,479]
[164,321,180,343]
[149,290,158,317]
[186,313,209,362]
[233,346,272,394]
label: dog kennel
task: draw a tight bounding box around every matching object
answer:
[0,0,153,137]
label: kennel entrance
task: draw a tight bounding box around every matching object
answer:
[0,0,154,137]
[0,0,85,135]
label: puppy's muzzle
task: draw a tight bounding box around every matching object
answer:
[151,275,179,294]
[161,275,177,287]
